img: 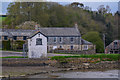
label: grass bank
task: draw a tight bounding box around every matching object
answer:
[51,54,120,61]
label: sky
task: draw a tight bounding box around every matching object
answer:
[1,0,119,15]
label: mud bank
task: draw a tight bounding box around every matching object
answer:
[2,58,119,78]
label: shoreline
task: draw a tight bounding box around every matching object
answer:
[2,59,119,78]
[2,66,119,79]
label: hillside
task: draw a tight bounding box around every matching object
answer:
[2,2,119,52]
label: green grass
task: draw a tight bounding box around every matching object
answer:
[54,53,72,54]
[1,56,28,58]
[51,54,120,61]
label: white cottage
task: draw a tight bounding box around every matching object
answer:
[28,31,47,58]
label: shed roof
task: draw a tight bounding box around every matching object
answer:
[81,39,93,45]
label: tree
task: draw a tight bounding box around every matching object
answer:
[82,31,104,53]
[70,2,84,8]
[97,5,111,14]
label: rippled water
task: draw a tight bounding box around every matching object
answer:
[28,69,119,78]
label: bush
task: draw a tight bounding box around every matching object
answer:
[51,54,120,61]
[82,31,104,53]
[14,41,25,50]
[2,40,25,51]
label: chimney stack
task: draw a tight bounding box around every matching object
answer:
[35,24,40,30]
[74,22,78,29]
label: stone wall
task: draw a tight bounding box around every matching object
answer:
[52,58,118,69]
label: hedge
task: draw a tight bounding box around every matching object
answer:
[2,40,25,51]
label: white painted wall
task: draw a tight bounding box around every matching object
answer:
[28,33,47,58]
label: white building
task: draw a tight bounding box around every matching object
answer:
[28,31,47,58]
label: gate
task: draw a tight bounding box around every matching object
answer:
[23,43,28,58]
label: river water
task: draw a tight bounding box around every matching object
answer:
[27,69,119,78]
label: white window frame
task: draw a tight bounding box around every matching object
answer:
[84,45,88,50]
[59,37,63,43]
[70,45,74,50]
[70,37,74,43]
[60,45,62,48]
[53,37,57,43]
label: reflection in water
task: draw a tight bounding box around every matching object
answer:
[2,70,119,80]
[28,69,118,78]
[2,78,119,80]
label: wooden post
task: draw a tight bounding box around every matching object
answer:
[103,34,105,54]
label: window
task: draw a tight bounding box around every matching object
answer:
[84,45,88,50]
[70,37,74,42]
[60,45,62,48]
[38,33,40,37]
[4,36,8,40]
[13,36,17,40]
[36,38,42,45]
[54,37,57,43]
[47,37,49,42]
[59,37,62,43]
[71,45,73,50]
[23,36,27,40]
[114,42,118,45]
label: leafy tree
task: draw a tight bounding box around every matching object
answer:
[82,31,104,53]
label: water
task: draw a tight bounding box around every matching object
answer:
[27,69,119,78]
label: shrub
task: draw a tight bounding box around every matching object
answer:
[51,54,120,61]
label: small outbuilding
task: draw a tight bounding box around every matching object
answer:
[27,31,47,58]
[105,40,120,54]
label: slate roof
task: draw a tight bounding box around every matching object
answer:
[81,39,93,45]
[0,27,81,37]
[114,40,120,43]
[106,40,120,49]
[0,29,36,37]
[39,27,81,37]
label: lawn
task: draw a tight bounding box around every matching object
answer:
[51,54,120,61]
